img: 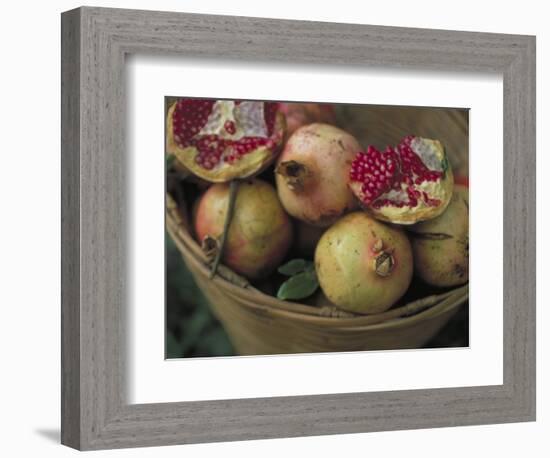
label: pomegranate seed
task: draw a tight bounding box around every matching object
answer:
[349,147,399,205]
[224,120,236,135]
[172,98,215,149]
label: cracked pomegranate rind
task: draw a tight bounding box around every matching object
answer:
[166,99,286,183]
[349,135,454,224]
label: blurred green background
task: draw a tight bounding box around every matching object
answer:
[166,234,235,358]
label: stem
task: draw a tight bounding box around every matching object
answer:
[209,180,239,279]
[275,160,309,192]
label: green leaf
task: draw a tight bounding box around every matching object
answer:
[277,270,319,301]
[166,153,176,167]
[278,258,312,276]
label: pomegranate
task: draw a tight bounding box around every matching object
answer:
[279,102,337,139]
[193,179,293,279]
[349,135,454,224]
[315,212,413,314]
[408,184,469,287]
[275,123,360,227]
[166,98,286,182]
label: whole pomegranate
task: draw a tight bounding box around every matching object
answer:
[166,99,286,182]
[193,179,293,279]
[408,184,469,287]
[315,212,413,314]
[349,135,454,224]
[279,103,337,139]
[275,123,360,227]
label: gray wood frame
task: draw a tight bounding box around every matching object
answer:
[61,6,536,450]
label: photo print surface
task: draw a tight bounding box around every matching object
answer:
[165,98,469,359]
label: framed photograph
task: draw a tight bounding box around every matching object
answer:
[165,99,470,360]
[61,6,535,450]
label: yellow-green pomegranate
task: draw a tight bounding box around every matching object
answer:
[193,179,293,279]
[408,184,469,287]
[315,212,413,314]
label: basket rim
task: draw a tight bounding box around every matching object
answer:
[166,206,469,329]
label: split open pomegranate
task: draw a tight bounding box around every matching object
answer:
[349,135,454,224]
[166,98,286,182]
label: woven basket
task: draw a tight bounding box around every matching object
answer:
[167,198,468,355]
[166,105,469,355]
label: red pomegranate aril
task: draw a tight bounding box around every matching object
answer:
[349,147,398,205]
[172,99,216,149]
[224,120,236,135]
[422,192,441,207]
[409,189,421,198]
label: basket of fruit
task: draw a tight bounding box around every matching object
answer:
[166,99,469,355]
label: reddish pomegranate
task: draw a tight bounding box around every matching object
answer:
[193,179,293,279]
[408,184,469,287]
[315,212,413,314]
[279,103,337,139]
[349,135,454,224]
[275,123,360,227]
[166,99,286,182]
